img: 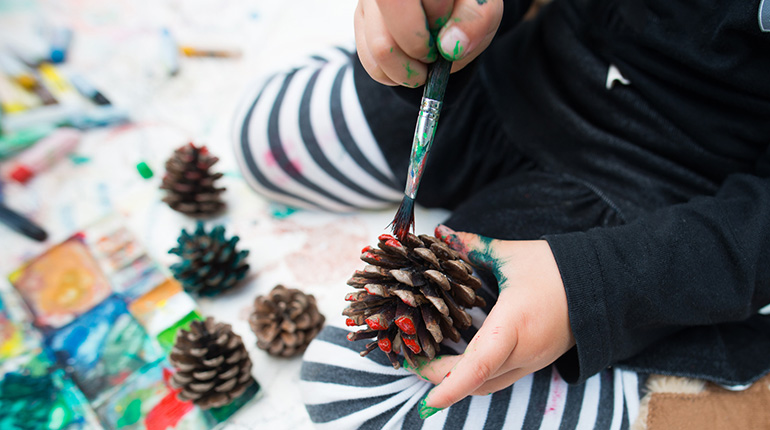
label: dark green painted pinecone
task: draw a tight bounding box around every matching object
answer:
[250,285,325,357]
[169,222,249,296]
[343,233,485,369]
[169,317,256,410]
[160,143,226,217]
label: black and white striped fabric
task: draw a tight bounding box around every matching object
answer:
[301,277,646,429]
[232,46,403,212]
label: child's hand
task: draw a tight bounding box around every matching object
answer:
[408,224,575,418]
[354,0,503,87]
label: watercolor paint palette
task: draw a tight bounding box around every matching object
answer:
[3,216,259,430]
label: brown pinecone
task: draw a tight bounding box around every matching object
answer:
[343,233,486,369]
[250,285,325,357]
[169,317,256,409]
[160,143,226,217]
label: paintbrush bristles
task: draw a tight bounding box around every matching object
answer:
[390,196,415,242]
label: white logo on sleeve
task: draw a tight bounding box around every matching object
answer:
[606,64,631,90]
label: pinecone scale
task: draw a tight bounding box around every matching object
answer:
[343,233,485,369]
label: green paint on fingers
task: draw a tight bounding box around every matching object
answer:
[476,0,488,4]
[418,397,443,419]
[404,61,419,80]
[467,236,509,291]
[452,40,463,60]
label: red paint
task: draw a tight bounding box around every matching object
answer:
[364,285,378,296]
[434,225,468,253]
[393,226,410,244]
[445,371,451,379]
[345,318,357,326]
[361,245,374,254]
[362,252,380,261]
[347,332,356,341]
[403,337,421,354]
[365,316,387,331]
[378,234,395,242]
[385,239,403,249]
[378,338,392,353]
[145,368,195,430]
[395,316,416,335]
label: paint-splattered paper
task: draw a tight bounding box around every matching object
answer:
[3,217,260,430]
[46,295,163,402]
[9,236,112,330]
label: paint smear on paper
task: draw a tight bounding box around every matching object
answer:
[47,296,163,401]
[9,236,112,329]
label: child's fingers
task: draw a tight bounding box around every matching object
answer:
[468,367,531,396]
[358,0,428,86]
[435,224,507,285]
[421,303,519,411]
[374,0,445,62]
[436,0,503,64]
[407,354,461,384]
[355,2,397,86]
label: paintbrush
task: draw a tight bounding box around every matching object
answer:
[390,56,452,242]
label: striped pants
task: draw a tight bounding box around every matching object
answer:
[232,49,646,429]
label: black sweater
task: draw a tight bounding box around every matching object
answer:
[483,0,770,385]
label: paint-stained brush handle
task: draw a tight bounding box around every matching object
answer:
[403,57,452,200]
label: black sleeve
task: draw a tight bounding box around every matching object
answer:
[544,165,770,384]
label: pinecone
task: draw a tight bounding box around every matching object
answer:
[249,285,325,357]
[169,222,249,296]
[343,233,486,369]
[160,143,226,217]
[169,317,256,410]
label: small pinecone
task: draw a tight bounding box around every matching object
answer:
[169,222,249,296]
[250,285,325,357]
[343,233,486,369]
[169,317,256,410]
[160,143,226,217]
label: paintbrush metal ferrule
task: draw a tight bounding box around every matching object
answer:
[404,97,442,199]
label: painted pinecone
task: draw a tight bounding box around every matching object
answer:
[160,143,226,217]
[169,222,249,296]
[169,317,256,410]
[249,285,325,357]
[343,233,486,369]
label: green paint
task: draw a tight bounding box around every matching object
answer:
[157,311,203,352]
[418,397,443,419]
[467,236,509,290]
[270,204,298,219]
[136,161,153,179]
[476,0,488,4]
[404,61,419,80]
[390,47,394,53]
[402,358,431,382]
[452,40,463,60]
[68,154,90,164]
[117,398,142,427]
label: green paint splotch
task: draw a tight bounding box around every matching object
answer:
[467,236,509,291]
[404,61,419,80]
[476,0,488,4]
[116,398,143,428]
